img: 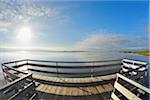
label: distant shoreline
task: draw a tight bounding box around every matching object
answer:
[120,50,150,56]
[0,48,87,53]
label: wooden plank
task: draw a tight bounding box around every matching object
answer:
[55,86,62,94]
[96,85,105,93]
[114,81,141,100]
[47,85,53,93]
[65,87,73,95]
[121,67,129,72]
[122,62,132,68]
[138,67,146,71]
[103,83,113,91]
[49,85,57,94]
[117,73,150,93]
[61,86,67,95]
[86,86,99,94]
[122,62,146,69]
[85,87,93,95]
[36,83,113,96]
[44,85,49,93]
[128,64,141,69]
[78,87,88,95]
[111,92,120,100]
[36,84,43,90]
[33,74,116,84]
[43,85,48,92]
[123,59,147,65]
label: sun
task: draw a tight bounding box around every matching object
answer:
[17,27,33,43]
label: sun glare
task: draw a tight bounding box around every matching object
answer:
[17,27,33,43]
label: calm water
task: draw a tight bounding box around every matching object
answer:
[0,50,149,86]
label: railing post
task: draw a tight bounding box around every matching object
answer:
[91,63,94,77]
[110,73,119,99]
[145,64,149,76]
[1,64,3,73]
[15,61,17,67]
[1,64,8,84]
[56,62,59,77]
[26,59,29,73]
[27,59,28,65]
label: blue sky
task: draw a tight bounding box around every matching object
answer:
[0,0,149,51]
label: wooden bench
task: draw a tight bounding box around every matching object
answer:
[121,59,148,77]
[111,73,150,100]
[0,74,37,100]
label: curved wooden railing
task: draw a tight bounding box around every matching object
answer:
[3,59,121,64]
[2,59,122,78]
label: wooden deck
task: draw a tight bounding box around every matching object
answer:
[33,74,115,96]
[2,64,116,97]
[1,59,149,100]
[36,83,113,96]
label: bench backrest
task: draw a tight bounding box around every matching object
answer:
[121,59,148,78]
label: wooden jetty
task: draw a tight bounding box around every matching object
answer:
[0,59,149,100]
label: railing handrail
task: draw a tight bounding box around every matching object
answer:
[117,73,150,93]
[2,59,121,78]
[2,64,28,74]
[28,68,118,75]
[27,59,121,63]
[122,58,148,65]
[121,63,148,74]
[2,59,148,78]
[23,63,121,69]
[3,59,121,64]
[0,74,32,92]
[3,59,28,64]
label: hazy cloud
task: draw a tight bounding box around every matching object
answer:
[75,32,148,51]
[0,21,11,32]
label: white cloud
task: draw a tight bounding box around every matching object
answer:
[0,0,59,32]
[75,32,148,51]
[0,21,12,32]
[0,28,8,32]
